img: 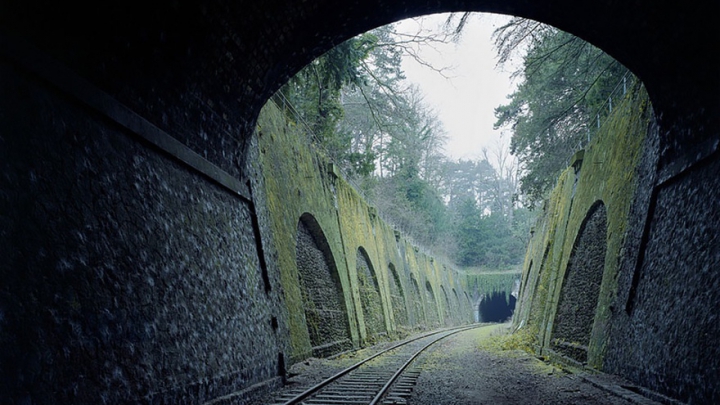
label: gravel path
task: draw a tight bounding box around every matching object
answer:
[408,324,656,405]
[252,324,663,405]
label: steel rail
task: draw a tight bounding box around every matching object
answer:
[279,324,481,405]
[368,325,478,405]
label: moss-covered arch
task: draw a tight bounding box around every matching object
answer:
[424,280,440,328]
[356,246,386,342]
[295,213,353,357]
[387,262,409,330]
[465,289,474,322]
[409,274,424,327]
[440,286,452,326]
[451,288,461,323]
[550,201,608,363]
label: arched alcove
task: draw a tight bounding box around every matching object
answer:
[356,247,386,341]
[424,280,439,327]
[551,201,608,363]
[296,213,352,357]
[530,245,552,325]
[409,275,424,327]
[478,291,516,323]
[452,288,461,323]
[464,292,473,322]
[387,263,409,329]
[440,286,452,326]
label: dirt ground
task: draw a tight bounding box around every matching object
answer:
[253,324,665,405]
[407,323,659,405]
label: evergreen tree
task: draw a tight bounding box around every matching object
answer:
[492,19,629,207]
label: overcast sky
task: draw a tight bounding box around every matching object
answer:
[395,13,519,162]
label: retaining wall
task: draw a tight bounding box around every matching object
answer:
[256,101,474,363]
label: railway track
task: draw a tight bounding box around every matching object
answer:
[270,324,481,405]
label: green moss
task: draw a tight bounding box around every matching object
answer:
[517,83,652,367]
[477,324,538,354]
[256,100,472,363]
[465,271,520,300]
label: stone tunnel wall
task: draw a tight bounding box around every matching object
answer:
[256,100,473,364]
[0,38,473,405]
[516,83,651,365]
[295,216,353,357]
[516,81,720,402]
[1,1,717,403]
[0,56,285,404]
[550,202,607,363]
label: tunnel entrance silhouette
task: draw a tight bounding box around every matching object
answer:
[478,291,516,323]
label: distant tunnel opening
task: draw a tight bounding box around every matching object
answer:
[478,291,516,323]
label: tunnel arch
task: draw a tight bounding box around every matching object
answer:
[5,1,716,145]
[224,1,714,151]
[0,3,716,404]
[387,262,409,330]
[356,247,386,341]
[295,213,352,357]
[477,291,517,323]
[550,201,608,363]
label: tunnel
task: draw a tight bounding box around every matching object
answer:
[0,0,718,404]
[477,291,517,323]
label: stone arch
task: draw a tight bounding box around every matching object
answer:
[409,274,424,327]
[452,288,461,323]
[296,213,352,357]
[424,280,439,327]
[226,0,709,142]
[356,247,386,340]
[8,1,713,150]
[440,286,452,326]
[551,201,608,363]
[387,262,409,329]
[530,245,552,325]
[465,292,473,322]
[520,260,533,303]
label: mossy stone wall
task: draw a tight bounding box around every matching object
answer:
[0,60,284,404]
[519,79,720,403]
[516,83,651,368]
[255,101,472,364]
[550,203,608,362]
[296,218,353,356]
[387,263,410,330]
[357,248,386,343]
